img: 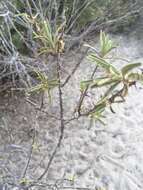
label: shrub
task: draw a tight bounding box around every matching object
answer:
[0,1,143,189]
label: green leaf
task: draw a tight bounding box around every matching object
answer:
[93,102,106,113]
[27,70,58,101]
[128,73,143,82]
[109,65,120,76]
[27,84,43,93]
[89,104,106,125]
[121,63,141,77]
[80,80,93,91]
[88,53,119,75]
[91,77,120,88]
[32,142,40,151]
[20,178,30,185]
[100,31,116,57]
[103,81,120,98]
[97,118,106,125]
[88,54,109,70]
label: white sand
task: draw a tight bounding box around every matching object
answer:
[0,33,143,190]
[52,33,143,190]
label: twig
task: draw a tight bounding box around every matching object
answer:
[56,53,65,145]
[62,47,89,87]
[26,181,95,190]
[26,97,80,125]
[37,139,60,181]
[37,53,65,181]
[80,82,136,117]
[65,116,79,125]
[69,0,77,18]
[66,0,94,34]
[21,129,36,178]
[68,7,143,48]
[0,11,9,17]
[25,97,61,121]
[77,66,98,115]
[60,186,95,190]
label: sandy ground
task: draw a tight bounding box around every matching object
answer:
[0,31,143,190]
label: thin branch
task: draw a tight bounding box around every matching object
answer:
[37,140,60,181]
[62,47,89,87]
[66,0,94,34]
[77,66,98,116]
[70,0,77,18]
[56,53,65,145]
[37,53,65,181]
[64,116,79,125]
[26,181,95,190]
[21,129,36,178]
[25,97,61,121]
[60,186,95,190]
[68,7,143,48]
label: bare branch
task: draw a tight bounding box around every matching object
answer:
[77,66,98,116]
[62,47,89,87]
[21,128,36,178]
[68,7,143,48]
[37,53,65,181]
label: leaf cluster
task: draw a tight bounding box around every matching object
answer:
[81,31,143,124]
[27,70,58,100]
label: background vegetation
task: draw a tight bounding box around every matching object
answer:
[0,0,140,90]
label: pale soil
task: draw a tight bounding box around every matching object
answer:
[0,30,143,190]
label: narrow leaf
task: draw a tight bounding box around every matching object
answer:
[128,73,143,82]
[91,77,120,88]
[88,53,119,74]
[103,81,120,98]
[121,63,141,76]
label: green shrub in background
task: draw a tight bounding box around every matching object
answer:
[0,0,141,90]
[65,0,139,33]
[0,0,140,53]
